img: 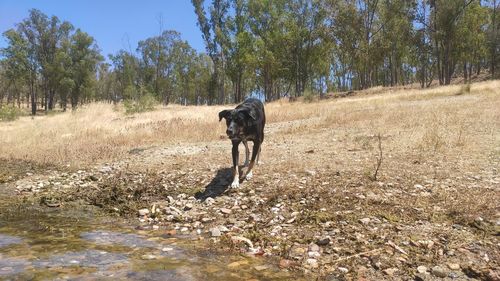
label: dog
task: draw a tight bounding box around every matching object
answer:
[219,98,265,189]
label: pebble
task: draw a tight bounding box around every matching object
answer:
[359,218,371,224]
[210,228,221,237]
[141,254,157,260]
[447,263,460,270]
[254,265,269,271]
[138,208,150,216]
[279,259,293,269]
[308,251,321,258]
[308,243,320,253]
[417,265,428,273]
[227,260,249,268]
[306,258,318,268]
[220,208,232,214]
[337,267,349,273]
[316,237,330,246]
[161,247,174,252]
[184,203,193,210]
[383,268,398,276]
[431,266,448,278]
[204,197,215,205]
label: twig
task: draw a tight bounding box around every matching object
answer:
[373,133,383,181]
[386,240,408,255]
[327,248,382,264]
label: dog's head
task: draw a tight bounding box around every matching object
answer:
[219,108,257,140]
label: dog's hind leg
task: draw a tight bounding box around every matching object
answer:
[243,141,261,181]
[256,146,262,165]
[243,141,250,167]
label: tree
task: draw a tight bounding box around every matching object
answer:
[192,0,231,104]
[68,29,102,109]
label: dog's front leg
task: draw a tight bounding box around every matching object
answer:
[243,141,260,181]
[231,140,241,188]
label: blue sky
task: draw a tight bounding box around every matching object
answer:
[0,0,205,57]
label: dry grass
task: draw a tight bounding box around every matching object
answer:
[0,80,499,168]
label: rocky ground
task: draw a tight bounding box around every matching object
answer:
[2,87,499,280]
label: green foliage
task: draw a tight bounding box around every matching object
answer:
[123,88,158,114]
[302,90,315,103]
[0,105,23,121]
[459,83,471,95]
[1,1,499,110]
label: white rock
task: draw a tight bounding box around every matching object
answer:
[359,218,371,224]
[138,208,150,216]
[337,267,349,273]
[308,251,321,258]
[417,265,428,273]
[210,228,221,237]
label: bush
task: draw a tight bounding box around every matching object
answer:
[0,105,23,121]
[123,90,157,114]
[459,83,471,95]
[303,89,315,103]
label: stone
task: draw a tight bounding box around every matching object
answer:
[359,218,371,224]
[447,263,460,270]
[279,259,293,269]
[308,243,320,252]
[383,268,398,276]
[306,258,318,268]
[316,237,330,246]
[220,208,232,214]
[417,265,428,273]
[308,251,321,258]
[227,260,249,268]
[161,247,174,252]
[138,208,150,216]
[99,166,113,173]
[337,267,349,273]
[254,265,269,271]
[184,203,193,210]
[204,197,215,205]
[210,228,221,237]
[431,266,448,278]
[141,254,157,260]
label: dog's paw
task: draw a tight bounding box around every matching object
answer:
[230,180,240,189]
[245,171,253,181]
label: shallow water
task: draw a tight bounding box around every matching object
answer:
[0,196,300,281]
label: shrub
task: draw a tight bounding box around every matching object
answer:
[0,105,23,121]
[123,88,158,114]
[303,89,315,103]
[459,83,471,95]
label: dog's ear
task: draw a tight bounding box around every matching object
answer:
[218,110,232,121]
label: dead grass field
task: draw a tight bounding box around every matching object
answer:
[1,80,498,168]
[1,80,499,279]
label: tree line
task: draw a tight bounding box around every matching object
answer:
[0,0,499,114]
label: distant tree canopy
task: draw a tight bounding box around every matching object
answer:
[1,1,499,114]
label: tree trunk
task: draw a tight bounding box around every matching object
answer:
[30,78,36,116]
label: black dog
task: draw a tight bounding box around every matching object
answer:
[219,98,265,188]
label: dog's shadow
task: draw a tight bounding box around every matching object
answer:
[195,168,234,201]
